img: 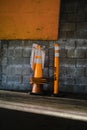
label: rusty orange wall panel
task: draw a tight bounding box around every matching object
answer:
[0,0,61,40]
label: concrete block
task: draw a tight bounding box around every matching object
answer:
[22,65,31,75]
[23,48,31,58]
[61,1,77,13]
[1,41,8,48]
[59,39,75,49]
[67,49,85,58]
[15,47,23,57]
[75,31,87,39]
[76,59,87,67]
[0,65,1,70]
[85,85,87,93]
[73,85,86,93]
[2,65,7,74]
[61,13,77,23]
[8,47,15,57]
[76,49,86,58]
[6,65,22,76]
[23,58,30,65]
[8,57,23,65]
[23,40,33,46]
[65,31,75,38]
[23,76,30,84]
[66,67,85,78]
[60,67,67,77]
[9,40,22,47]
[19,84,31,91]
[7,76,21,84]
[7,65,15,76]
[76,77,87,85]
[2,75,7,83]
[59,83,66,92]
[60,49,67,58]
[62,78,75,85]
[3,83,22,90]
[59,31,67,39]
[61,23,75,32]
[3,47,8,57]
[66,67,76,78]
[76,40,87,49]
[77,22,87,31]
[64,85,74,93]
[85,68,87,76]
[76,13,86,22]
[0,75,1,82]
[86,51,87,58]
[1,57,8,65]
[60,58,76,67]
[15,65,22,75]
[64,78,75,85]
[75,68,85,77]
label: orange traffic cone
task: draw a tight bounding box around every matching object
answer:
[32,45,43,94]
[54,44,60,95]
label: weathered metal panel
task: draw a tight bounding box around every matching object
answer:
[0,0,61,40]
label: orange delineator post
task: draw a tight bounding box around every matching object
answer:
[54,44,60,95]
[32,45,43,94]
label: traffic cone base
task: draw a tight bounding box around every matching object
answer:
[31,83,43,94]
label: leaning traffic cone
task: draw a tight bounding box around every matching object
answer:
[54,44,60,95]
[31,45,43,94]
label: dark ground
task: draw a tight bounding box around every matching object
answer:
[0,108,87,130]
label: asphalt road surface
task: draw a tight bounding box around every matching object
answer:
[0,108,87,130]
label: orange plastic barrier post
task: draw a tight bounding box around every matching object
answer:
[32,45,43,94]
[54,44,60,95]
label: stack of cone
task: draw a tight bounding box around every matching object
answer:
[54,44,60,95]
[31,45,43,94]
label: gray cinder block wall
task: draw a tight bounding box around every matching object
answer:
[0,0,87,93]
